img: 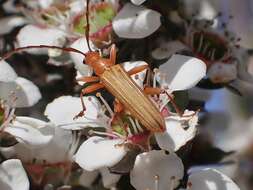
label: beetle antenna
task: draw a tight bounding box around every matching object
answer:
[85,0,92,51]
[0,45,86,61]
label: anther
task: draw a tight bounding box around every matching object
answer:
[96,92,114,117]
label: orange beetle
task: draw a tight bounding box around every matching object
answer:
[1,0,166,133]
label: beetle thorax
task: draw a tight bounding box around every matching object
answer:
[85,51,107,75]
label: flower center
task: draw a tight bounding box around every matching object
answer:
[39,3,70,26]
[72,2,116,39]
[192,31,228,62]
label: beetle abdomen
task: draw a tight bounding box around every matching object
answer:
[101,64,165,132]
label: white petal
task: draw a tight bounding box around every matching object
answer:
[74,136,127,171]
[207,63,237,83]
[122,61,148,89]
[45,96,109,130]
[130,0,146,5]
[188,168,240,190]
[151,41,187,60]
[0,77,41,107]
[100,167,121,189]
[112,3,161,39]
[157,54,206,92]
[0,159,29,190]
[16,25,66,55]
[130,150,184,190]
[0,16,27,35]
[155,110,198,152]
[70,38,94,76]
[5,118,53,147]
[0,60,17,82]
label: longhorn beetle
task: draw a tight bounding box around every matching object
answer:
[0,0,187,133]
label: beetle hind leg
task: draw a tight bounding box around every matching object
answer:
[143,87,183,116]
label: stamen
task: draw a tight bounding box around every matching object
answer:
[128,116,139,134]
[96,93,114,118]
[127,127,133,136]
[88,129,120,138]
[154,175,159,190]
[134,119,144,133]
[153,68,159,88]
[202,42,210,56]
[211,49,216,61]
[197,33,204,53]
[69,131,82,157]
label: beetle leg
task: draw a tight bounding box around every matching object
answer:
[127,65,149,76]
[76,76,100,83]
[144,87,183,116]
[74,83,105,119]
[110,44,117,65]
[143,87,162,95]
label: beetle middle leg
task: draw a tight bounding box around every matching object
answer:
[74,83,105,119]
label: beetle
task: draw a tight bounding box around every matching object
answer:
[1,0,168,133]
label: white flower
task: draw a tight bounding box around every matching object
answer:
[0,159,29,190]
[112,3,161,38]
[12,123,74,186]
[155,110,198,152]
[0,60,41,107]
[130,150,240,190]
[44,95,109,130]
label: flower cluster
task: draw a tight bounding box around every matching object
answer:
[0,0,252,190]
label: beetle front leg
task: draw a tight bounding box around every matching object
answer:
[127,65,149,76]
[74,83,105,119]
